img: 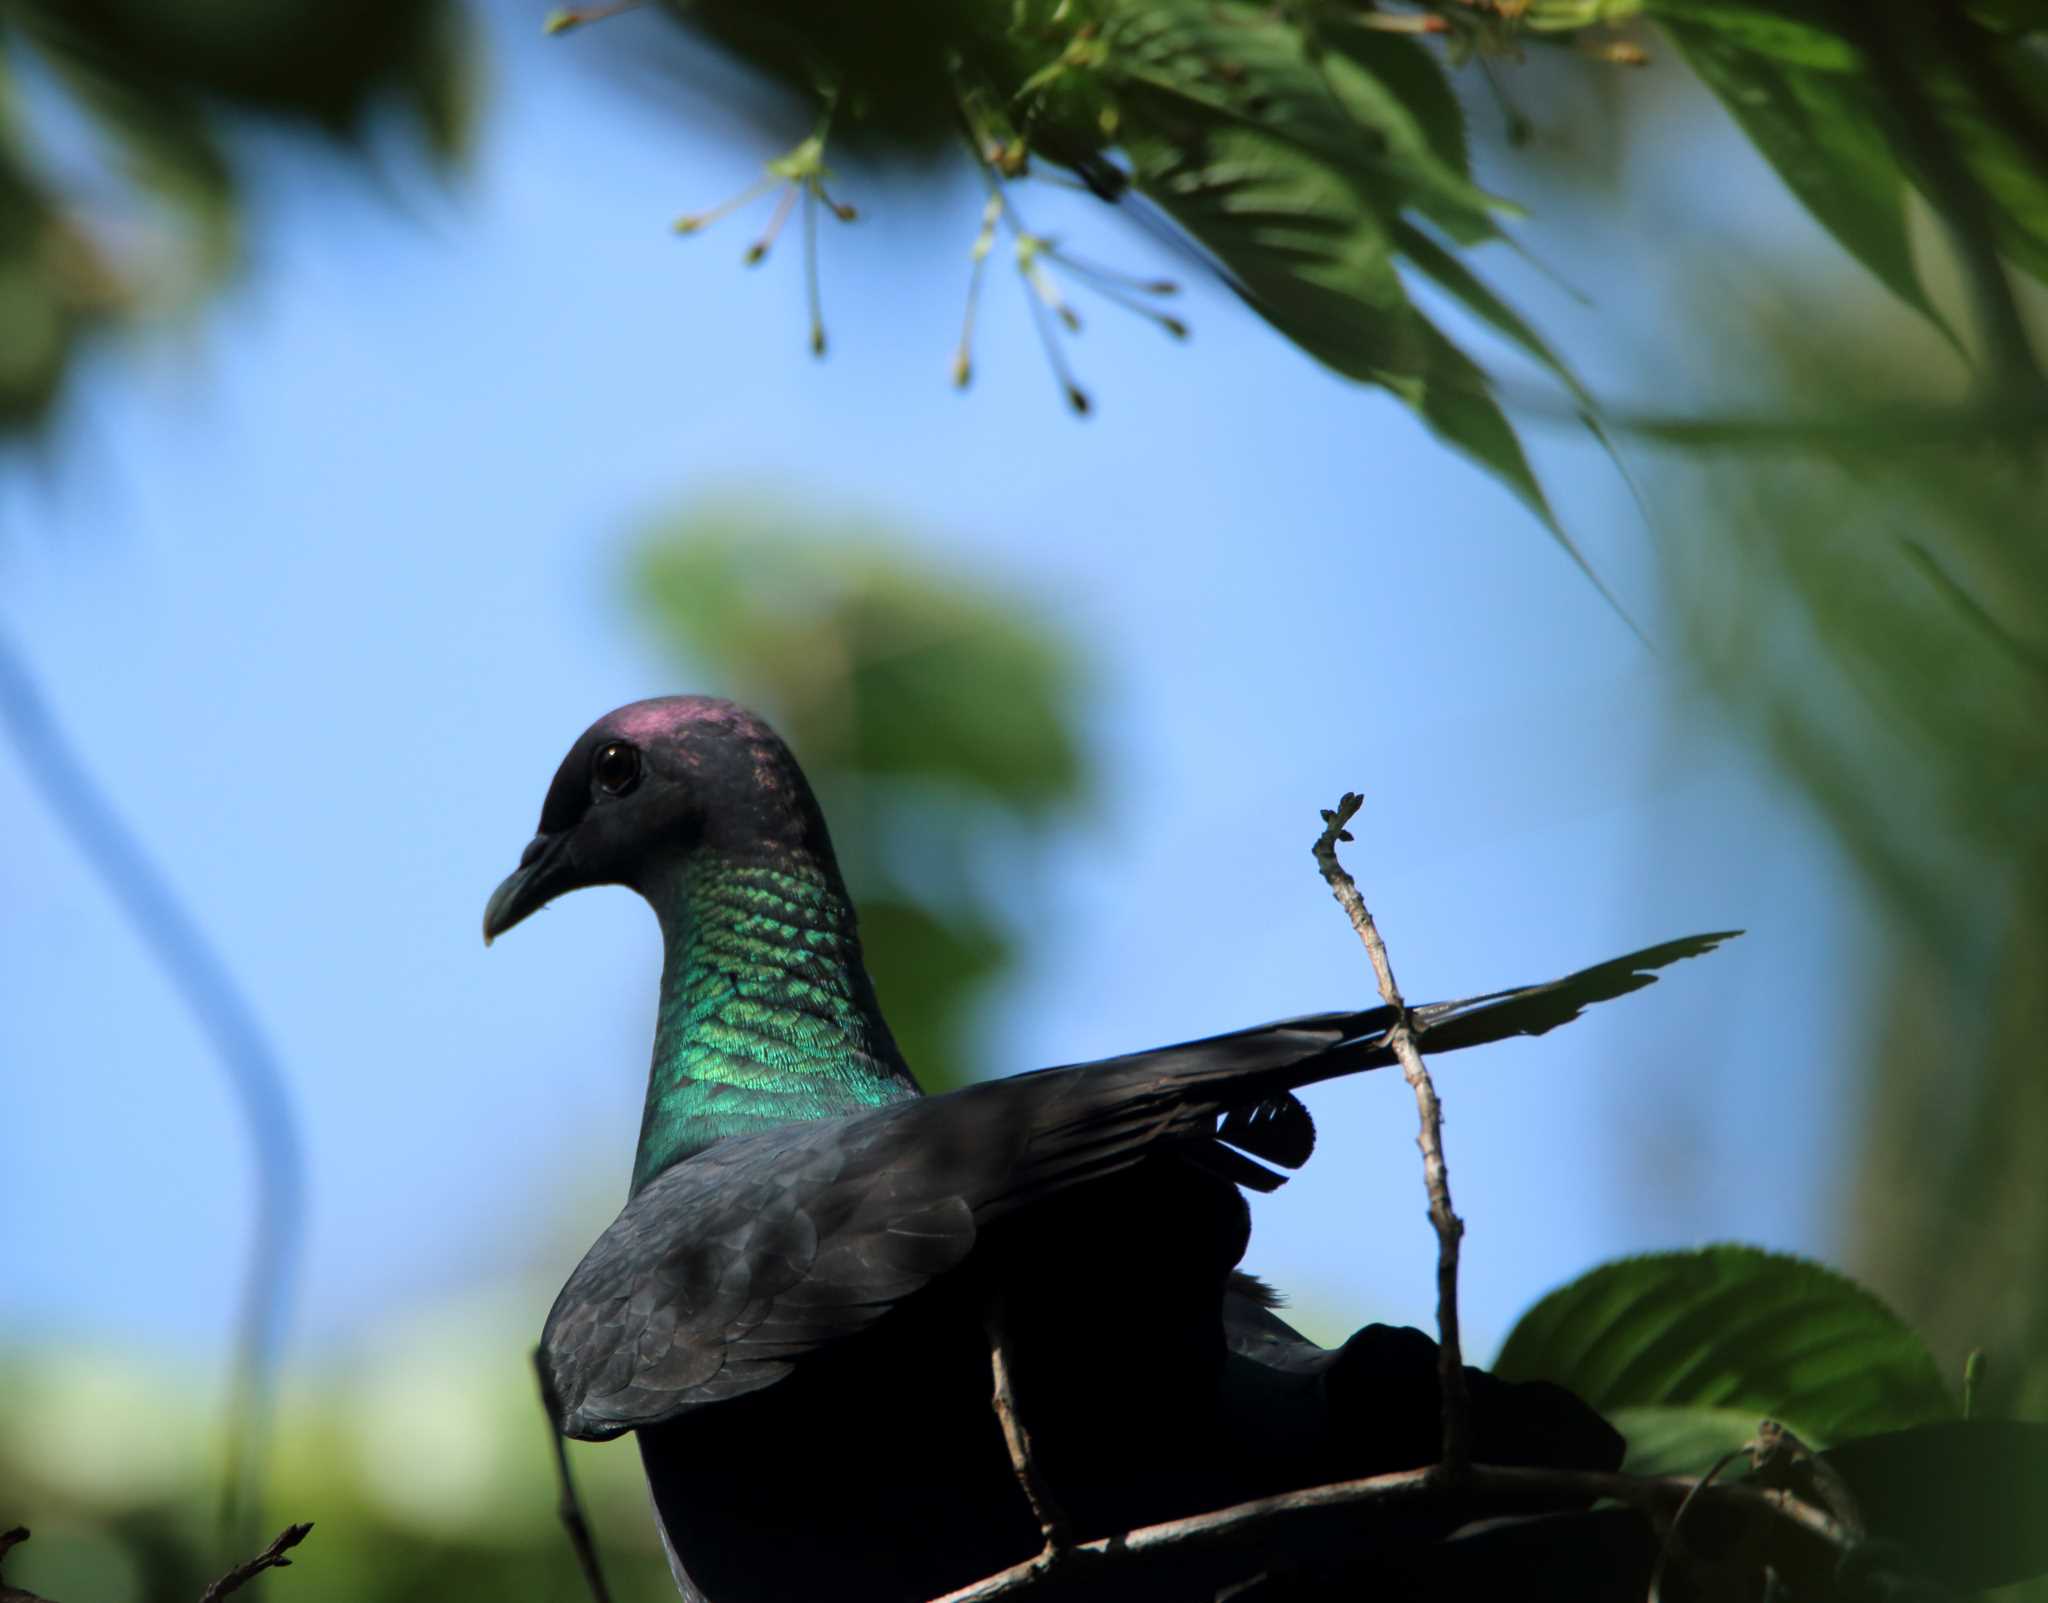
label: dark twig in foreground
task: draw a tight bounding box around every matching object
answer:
[916,807,1823,1602]
[197,1524,312,1603]
[984,1297,1075,1577]
[1312,793,1469,1472]
[926,1463,1850,1603]
[0,1523,314,1603]
[536,1347,614,1603]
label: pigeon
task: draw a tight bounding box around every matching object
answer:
[484,695,1733,1602]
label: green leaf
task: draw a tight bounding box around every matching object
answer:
[389,6,479,166]
[1319,24,1472,185]
[1494,1246,1957,1444]
[1661,17,1949,333]
[1820,1420,2048,1591]
[1398,318,1557,520]
[1403,320,1630,609]
[1930,42,2048,288]
[1608,1404,1766,1475]
[1643,1,1861,69]
[1966,0,2048,34]
[1113,0,1502,241]
[1123,115,1420,375]
[1302,23,1502,244]
[1122,109,1607,596]
[1392,219,1593,408]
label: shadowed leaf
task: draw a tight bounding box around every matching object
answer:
[1659,15,1948,333]
[1495,1246,1957,1447]
[1819,1419,2048,1590]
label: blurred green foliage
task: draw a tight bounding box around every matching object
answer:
[631,506,1092,1092]
[0,0,469,430]
[612,0,2048,564]
[1658,299,2048,1492]
[0,1297,683,1603]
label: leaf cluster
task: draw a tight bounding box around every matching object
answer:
[629,0,2048,566]
[1496,1245,2048,1598]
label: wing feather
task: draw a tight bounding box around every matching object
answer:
[541,933,1736,1437]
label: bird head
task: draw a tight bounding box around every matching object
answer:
[482,696,830,944]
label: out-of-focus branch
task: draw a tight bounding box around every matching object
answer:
[0,626,305,1557]
[1312,792,1469,1472]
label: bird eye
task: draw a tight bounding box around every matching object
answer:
[592,740,642,798]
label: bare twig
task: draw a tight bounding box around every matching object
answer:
[534,1348,614,1603]
[1647,1444,1746,1603]
[984,1298,1074,1577]
[1311,793,1469,1472]
[197,1524,312,1603]
[926,1463,1850,1603]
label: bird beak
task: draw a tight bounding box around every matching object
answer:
[483,831,570,946]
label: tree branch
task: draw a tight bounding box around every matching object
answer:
[1312,792,1469,1473]
[927,1463,1849,1603]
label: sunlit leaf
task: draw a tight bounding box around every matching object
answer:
[1114,0,1500,241]
[1317,24,1472,188]
[1607,1404,1767,1475]
[1644,1,1861,70]
[1122,117,1419,377]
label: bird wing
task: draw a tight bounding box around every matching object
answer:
[541,931,1737,1438]
[540,1015,1362,1439]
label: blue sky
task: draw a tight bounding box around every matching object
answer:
[2,13,1874,1377]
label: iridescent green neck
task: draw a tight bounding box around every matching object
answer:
[632,851,918,1192]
